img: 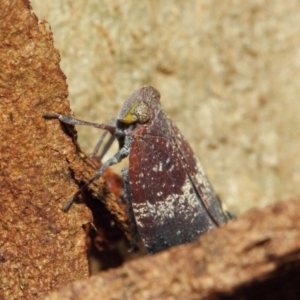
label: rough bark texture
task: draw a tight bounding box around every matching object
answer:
[0,1,128,299]
[0,1,89,298]
[2,1,300,299]
[43,199,300,300]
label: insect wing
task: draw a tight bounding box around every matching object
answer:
[168,118,229,225]
[129,134,217,254]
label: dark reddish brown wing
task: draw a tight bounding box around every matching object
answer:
[168,117,229,225]
[128,134,217,254]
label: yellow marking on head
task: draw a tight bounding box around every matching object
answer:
[120,102,150,124]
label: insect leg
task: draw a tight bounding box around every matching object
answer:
[90,118,118,158]
[62,135,133,211]
[121,168,138,252]
[90,132,116,159]
[43,113,117,134]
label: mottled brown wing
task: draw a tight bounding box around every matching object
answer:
[129,134,217,254]
[168,117,229,225]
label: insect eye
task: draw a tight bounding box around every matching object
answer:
[134,102,150,124]
[119,101,150,124]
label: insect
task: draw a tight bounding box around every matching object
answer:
[44,86,232,254]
